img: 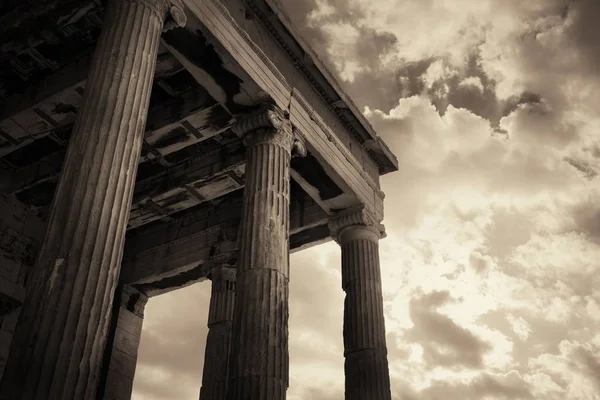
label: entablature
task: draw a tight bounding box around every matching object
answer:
[121,182,330,296]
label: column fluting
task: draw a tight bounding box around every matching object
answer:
[227,106,295,400]
[331,213,392,400]
[0,1,185,399]
[200,266,236,400]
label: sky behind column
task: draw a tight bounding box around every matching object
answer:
[132,0,600,398]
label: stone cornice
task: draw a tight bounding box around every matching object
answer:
[243,0,398,175]
[329,206,386,242]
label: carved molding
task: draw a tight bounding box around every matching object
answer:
[232,104,290,138]
[183,0,384,220]
[232,105,308,160]
[120,285,149,318]
[329,206,386,242]
[243,0,396,174]
[292,130,307,158]
[232,104,299,154]
[163,0,187,31]
[290,91,380,194]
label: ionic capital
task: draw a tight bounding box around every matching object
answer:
[232,105,307,157]
[292,129,307,158]
[120,285,148,318]
[329,206,386,243]
[232,104,290,137]
[208,265,237,283]
[163,0,187,32]
[125,0,186,30]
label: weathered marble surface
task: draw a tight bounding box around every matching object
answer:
[0,0,183,398]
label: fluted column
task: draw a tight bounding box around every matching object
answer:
[98,285,148,400]
[0,2,186,399]
[329,209,391,400]
[227,105,305,400]
[200,266,236,400]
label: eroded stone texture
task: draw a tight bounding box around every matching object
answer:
[98,285,148,400]
[227,106,296,400]
[0,1,185,398]
[200,266,236,400]
[330,209,392,400]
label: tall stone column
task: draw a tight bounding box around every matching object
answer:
[97,285,148,400]
[227,105,305,400]
[200,266,236,400]
[329,208,392,400]
[0,2,186,399]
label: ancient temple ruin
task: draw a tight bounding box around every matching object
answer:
[0,0,398,398]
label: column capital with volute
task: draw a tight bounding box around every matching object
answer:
[231,104,307,157]
[328,206,386,244]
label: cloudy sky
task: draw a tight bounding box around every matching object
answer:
[132,0,600,399]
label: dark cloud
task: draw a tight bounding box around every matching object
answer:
[563,0,600,76]
[280,0,546,126]
[419,372,533,400]
[565,157,598,179]
[572,201,600,243]
[279,0,370,76]
[575,346,600,391]
[280,0,402,111]
[501,92,542,118]
[406,291,492,369]
[278,0,328,57]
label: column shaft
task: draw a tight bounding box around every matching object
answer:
[339,225,391,400]
[0,1,175,398]
[200,267,236,400]
[228,115,294,400]
[98,285,148,400]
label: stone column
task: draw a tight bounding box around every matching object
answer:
[227,105,305,400]
[329,208,392,400]
[97,285,148,400]
[200,266,236,400]
[0,2,185,399]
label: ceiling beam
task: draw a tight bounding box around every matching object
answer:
[120,184,330,293]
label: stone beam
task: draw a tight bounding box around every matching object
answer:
[120,185,329,295]
[127,141,246,229]
[0,183,329,299]
[178,0,385,220]
[0,51,193,158]
[2,138,246,229]
[0,85,233,195]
